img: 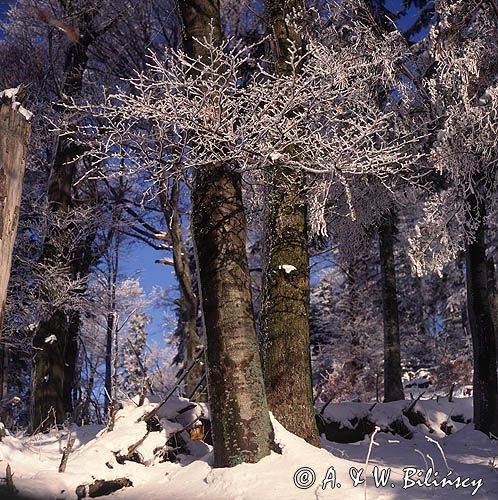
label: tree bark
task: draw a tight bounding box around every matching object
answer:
[63,311,80,414]
[178,0,274,467]
[31,310,68,432]
[487,257,498,334]
[0,89,32,400]
[465,193,498,435]
[379,213,404,402]
[259,0,319,446]
[30,24,94,431]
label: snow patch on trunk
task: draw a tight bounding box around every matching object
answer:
[278,264,297,274]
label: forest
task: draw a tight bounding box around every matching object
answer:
[0,0,497,498]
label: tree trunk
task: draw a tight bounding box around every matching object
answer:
[178,0,274,467]
[379,213,404,402]
[31,310,69,432]
[259,0,319,446]
[343,258,367,394]
[159,179,202,398]
[0,89,32,400]
[30,30,93,432]
[104,311,114,414]
[487,257,498,334]
[104,236,119,416]
[260,166,319,445]
[465,193,498,435]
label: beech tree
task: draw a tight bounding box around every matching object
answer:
[61,0,425,456]
[176,0,275,466]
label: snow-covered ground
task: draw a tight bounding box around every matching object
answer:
[1,396,497,499]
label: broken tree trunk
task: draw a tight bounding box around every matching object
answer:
[0,88,32,401]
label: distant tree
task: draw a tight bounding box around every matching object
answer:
[120,311,149,397]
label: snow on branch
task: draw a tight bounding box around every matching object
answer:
[63,14,427,235]
[408,0,498,275]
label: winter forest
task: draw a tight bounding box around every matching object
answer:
[0,0,497,498]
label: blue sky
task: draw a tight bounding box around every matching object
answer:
[119,240,179,349]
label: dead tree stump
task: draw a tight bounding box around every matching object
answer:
[0,88,32,399]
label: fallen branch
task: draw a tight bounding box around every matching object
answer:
[76,478,133,498]
[319,395,335,416]
[404,391,425,415]
[123,431,150,463]
[188,373,206,401]
[141,348,205,423]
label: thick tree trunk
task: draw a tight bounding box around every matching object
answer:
[465,194,498,435]
[260,167,319,445]
[0,89,32,400]
[31,30,93,431]
[31,310,68,432]
[259,0,319,445]
[378,213,404,402]
[159,179,201,398]
[178,0,274,467]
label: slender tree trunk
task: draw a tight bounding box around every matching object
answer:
[465,192,498,435]
[159,179,201,398]
[0,89,32,400]
[259,0,319,445]
[104,311,114,413]
[379,213,404,402]
[104,237,119,416]
[343,258,367,393]
[62,311,80,413]
[178,0,274,466]
[30,31,93,432]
